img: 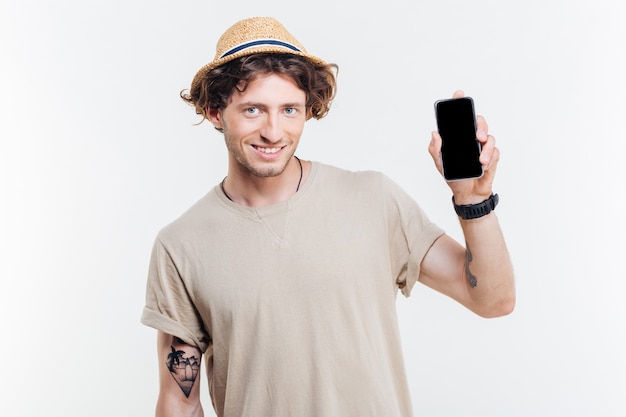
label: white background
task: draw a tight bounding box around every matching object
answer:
[1,0,624,416]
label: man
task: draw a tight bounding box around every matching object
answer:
[141,16,515,417]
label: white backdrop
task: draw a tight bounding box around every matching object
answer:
[1,1,624,416]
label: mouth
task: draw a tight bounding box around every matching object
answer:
[252,145,285,155]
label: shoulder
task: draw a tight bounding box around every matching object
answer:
[303,162,418,218]
[155,189,221,245]
[313,161,392,189]
[315,162,433,215]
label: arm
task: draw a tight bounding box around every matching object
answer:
[419,91,515,318]
[156,331,204,417]
[419,216,515,318]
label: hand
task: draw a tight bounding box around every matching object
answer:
[428,90,500,205]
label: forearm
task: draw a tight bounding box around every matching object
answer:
[156,331,204,417]
[459,211,515,317]
[156,396,204,417]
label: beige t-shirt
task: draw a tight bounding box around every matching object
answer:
[141,162,445,417]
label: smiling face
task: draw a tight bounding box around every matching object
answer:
[208,73,307,179]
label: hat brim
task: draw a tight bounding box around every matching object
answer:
[190,47,326,92]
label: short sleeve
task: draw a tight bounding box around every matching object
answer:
[140,236,212,353]
[383,176,445,297]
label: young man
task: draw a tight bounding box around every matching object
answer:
[141,16,515,417]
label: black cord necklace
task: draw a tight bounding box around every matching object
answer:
[221,156,303,202]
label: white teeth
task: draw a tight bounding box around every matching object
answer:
[256,146,280,154]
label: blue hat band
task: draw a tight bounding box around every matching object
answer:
[220,39,302,59]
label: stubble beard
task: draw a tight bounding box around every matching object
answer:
[225,137,293,179]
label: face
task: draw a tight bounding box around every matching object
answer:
[208,73,307,179]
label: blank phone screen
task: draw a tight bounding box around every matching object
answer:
[435,97,483,181]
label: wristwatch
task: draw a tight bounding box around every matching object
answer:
[453,193,499,220]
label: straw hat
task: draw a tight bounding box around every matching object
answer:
[190,17,326,91]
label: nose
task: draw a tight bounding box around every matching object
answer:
[259,114,283,144]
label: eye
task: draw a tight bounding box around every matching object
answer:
[245,107,259,115]
[284,107,297,116]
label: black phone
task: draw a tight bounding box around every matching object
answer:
[434,97,483,181]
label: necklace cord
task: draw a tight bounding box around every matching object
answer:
[221,156,303,202]
[295,156,303,191]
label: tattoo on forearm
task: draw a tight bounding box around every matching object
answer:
[166,345,199,398]
[465,244,478,288]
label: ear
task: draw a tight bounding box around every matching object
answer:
[206,107,223,130]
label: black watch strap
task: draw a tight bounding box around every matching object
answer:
[453,193,499,220]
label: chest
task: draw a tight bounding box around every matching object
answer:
[178,204,396,341]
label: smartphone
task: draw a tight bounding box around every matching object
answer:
[434,97,483,181]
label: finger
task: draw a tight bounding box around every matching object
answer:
[476,115,489,142]
[483,145,500,177]
[429,130,444,175]
[452,90,465,99]
[480,135,497,168]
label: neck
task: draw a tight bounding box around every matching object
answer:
[221,156,306,207]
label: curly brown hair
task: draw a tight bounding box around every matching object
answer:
[180,53,338,125]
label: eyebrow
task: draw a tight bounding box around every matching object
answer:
[236,101,305,109]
